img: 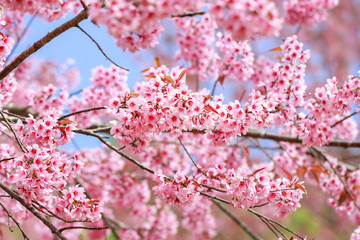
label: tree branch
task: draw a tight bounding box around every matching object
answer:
[0,9,89,80]
[76,25,129,71]
[213,201,263,240]
[171,11,205,18]
[58,107,107,120]
[0,182,68,240]
[0,201,29,240]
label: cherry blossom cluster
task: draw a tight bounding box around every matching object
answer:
[0,74,16,107]
[288,74,360,146]
[119,203,178,240]
[88,0,205,52]
[174,14,216,81]
[0,144,29,225]
[201,167,305,216]
[181,198,216,239]
[139,135,189,176]
[69,64,128,128]
[0,8,24,35]
[153,170,202,206]
[209,0,283,40]
[1,0,79,21]
[109,65,219,152]
[15,110,76,147]
[1,144,101,223]
[26,84,69,116]
[13,59,80,106]
[212,32,254,82]
[249,56,275,85]
[0,31,14,68]
[352,227,360,240]
[284,0,339,26]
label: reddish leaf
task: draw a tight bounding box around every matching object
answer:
[338,191,348,206]
[252,167,266,176]
[205,104,219,115]
[269,46,282,52]
[163,76,174,84]
[311,165,327,174]
[294,182,306,193]
[192,180,201,188]
[177,70,187,82]
[58,119,74,125]
[154,57,161,67]
[140,68,149,73]
[144,73,156,78]
[130,92,139,97]
[310,169,319,184]
[280,167,293,182]
[216,173,226,178]
[58,126,68,140]
[218,75,225,85]
[243,146,249,158]
[299,166,307,178]
[203,95,212,104]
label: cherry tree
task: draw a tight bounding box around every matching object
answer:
[0,0,359,239]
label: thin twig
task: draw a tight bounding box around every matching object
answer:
[0,182,68,240]
[59,226,109,233]
[73,128,156,174]
[331,112,358,128]
[178,137,205,174]
[0,201,29,240]
[0,111,27,153]
[259,216,279,239]
[211,79,219,96]
[58,107,107,120]
[32,201,90,223]
[76,25,129,71]
[0,9,89,80]
[171,11,206,18]
[0,157,16,163]
[248,209,304,239]
[248,138,276,164]
[213,201,263,240]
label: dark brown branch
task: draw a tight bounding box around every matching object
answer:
[244,129,360,148]
[0,201,29,240]
[58,107,107,120]
[331,112,357,128]
[171,11,205,18]
[73,128,156,174]
[0,9,89,80]
[76,25,129,71]
[0,182,68,240]
[59,226,109,233]
[0,111,27,153]
[248,209,304,240]
[0,157,16,163]
[213,201,263,240]
[32,201,90,223]
[178,137,205,174]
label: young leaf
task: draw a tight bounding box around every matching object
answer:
[294,182,306,193]
[177,70,186,82]
[280,167,293,182]
[269,46,282,52]
[58,119,74,125]
[154,57,161,67]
